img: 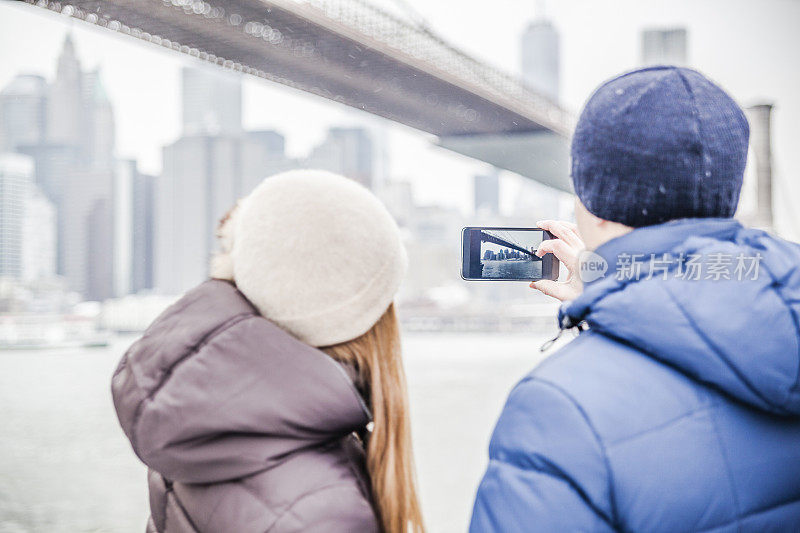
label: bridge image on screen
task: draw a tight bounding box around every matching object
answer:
[479,230,543,280]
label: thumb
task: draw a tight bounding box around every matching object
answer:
[530,280,572,302]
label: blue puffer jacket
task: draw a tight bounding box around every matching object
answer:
[471,218,800,532]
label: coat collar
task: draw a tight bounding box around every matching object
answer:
[558,218,743,329]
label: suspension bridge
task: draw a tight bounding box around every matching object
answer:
[480,230,537,258]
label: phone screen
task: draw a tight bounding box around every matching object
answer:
[461,227,557,281]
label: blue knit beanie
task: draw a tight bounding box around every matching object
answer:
[571,66,750,227]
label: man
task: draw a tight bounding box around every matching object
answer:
[470,66,800,531]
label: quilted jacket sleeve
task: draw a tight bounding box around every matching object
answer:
[470,377,617,533]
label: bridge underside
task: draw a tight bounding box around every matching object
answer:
[21,0,572,191]
[439,131,570,192]
[480,231,540,258]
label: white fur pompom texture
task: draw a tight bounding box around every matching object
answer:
[231,170,407,347]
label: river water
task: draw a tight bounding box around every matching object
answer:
[480,259,542,280]
[0,331,553,533]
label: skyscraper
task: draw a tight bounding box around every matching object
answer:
[521,3,560,102]
[0,35,120,299]
[22,186,57,283]
[44,36,117,300]
[83,68,116,172]
[474,170,500,216]
[0,153,33,279]
[746,104,774,229]
[0,74,48,153]
[181,66,242,136]
[157,134,243,294]
[305,127,374,189]
[131,169,156,293]
[156,66,291,294]
[18,143,81,274]
[378,180,415,228]
[641,28,688,66]
[111,159,157,296]
[113,160,135,297]
[85,194,114,300]
[0,34,154,302]
[47,34,84,148]
[242,130,290,194]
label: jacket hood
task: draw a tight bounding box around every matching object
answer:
[561,218,800,416]
[111,279,370,484]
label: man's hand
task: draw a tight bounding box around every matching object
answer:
[530,220,585,302]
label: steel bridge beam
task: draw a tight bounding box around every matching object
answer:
[480,231,540,258]
[20,0,573,190]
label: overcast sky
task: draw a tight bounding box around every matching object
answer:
[1,0,798,237]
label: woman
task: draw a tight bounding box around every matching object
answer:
[112,170,425,533]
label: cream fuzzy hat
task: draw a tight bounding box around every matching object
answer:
[213,170,407,347]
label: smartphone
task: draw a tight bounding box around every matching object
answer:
[461,227,559,281]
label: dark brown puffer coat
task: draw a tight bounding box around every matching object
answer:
[112,279,378,532]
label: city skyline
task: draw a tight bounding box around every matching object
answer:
[0,36,415,300]
[2,1,796,235]
[0,0,797,305]
[2,0,797,239]
[156,63,381,295]
[0,33,118,301]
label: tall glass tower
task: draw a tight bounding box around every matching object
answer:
[181,66,242,136]
[521,1,560,102]
[641,28,688,66]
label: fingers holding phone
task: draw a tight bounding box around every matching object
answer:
[529,219,586,302]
